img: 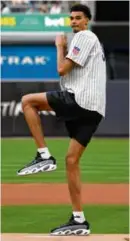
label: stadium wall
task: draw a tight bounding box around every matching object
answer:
[1,81,129,137]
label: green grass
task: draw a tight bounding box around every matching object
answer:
[1,205,129,234]
[1,138,129,183]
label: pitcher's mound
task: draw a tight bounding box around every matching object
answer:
[1,233,129,241]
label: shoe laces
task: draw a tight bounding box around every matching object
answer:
[60,215,75,228]
[68,215,75,224]
[35,152,41,159]
[25,152,42,167]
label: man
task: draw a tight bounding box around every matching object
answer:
[1,1,10,13]
[17,4,106,236]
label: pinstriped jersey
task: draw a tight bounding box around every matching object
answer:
[60,30,106,117]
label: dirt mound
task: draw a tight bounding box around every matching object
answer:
[1,233,129,241]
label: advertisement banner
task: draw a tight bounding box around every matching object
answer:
[1,45,59,81]
[1,14,71,32]
[1,82,129,137]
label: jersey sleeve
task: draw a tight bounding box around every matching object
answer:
[66,32,96,67]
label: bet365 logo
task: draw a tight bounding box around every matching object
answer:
[44,16,70,27]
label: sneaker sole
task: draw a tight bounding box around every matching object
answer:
[51,229,90,236]
[17,164,57,176]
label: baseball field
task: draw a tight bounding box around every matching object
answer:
[1,137,129,241]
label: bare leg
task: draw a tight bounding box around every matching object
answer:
[65,139,85,211]
[22,93,52,148]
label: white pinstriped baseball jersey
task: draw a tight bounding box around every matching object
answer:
[60,30,106,117]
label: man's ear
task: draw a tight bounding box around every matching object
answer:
[85,17,89,25]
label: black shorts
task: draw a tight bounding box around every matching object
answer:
[46,90,102,147]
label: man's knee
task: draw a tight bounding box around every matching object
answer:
[21,93,52,111]
[65,154,79,170]
[21,94,32,109]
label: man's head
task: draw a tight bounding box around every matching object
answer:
[70,4,92,33]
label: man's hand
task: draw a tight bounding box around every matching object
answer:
[55,35,67,48]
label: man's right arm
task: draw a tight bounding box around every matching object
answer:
[56,35,75,76]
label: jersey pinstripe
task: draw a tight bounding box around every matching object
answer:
[60,30,106,117]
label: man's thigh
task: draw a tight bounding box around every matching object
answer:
[46,90,77,120]
[65,114,102,147]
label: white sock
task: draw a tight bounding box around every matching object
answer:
[73,211,86,223]
[38,147,51,159]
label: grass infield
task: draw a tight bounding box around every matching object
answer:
[1,138,129,183]
[1,205,129,234]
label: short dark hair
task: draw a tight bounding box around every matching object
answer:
[70,4,92,20]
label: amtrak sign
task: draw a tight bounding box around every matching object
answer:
[1,45,59,80]
[0,56,49,65]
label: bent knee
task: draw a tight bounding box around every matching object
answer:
[21,94,33,109]
[21,93,51,111]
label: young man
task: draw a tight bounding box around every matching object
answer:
[17,4,106,236]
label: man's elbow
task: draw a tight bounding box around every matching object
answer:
[58,67,66,76]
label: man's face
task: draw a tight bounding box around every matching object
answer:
[70,11,88,33]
